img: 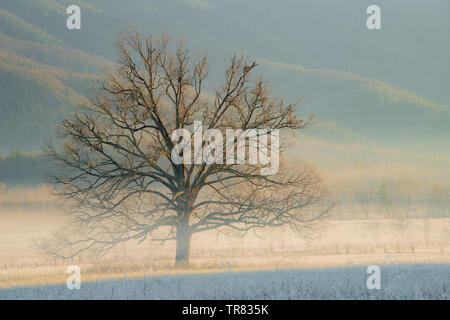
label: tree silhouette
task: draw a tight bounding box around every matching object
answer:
[37,31,331,266]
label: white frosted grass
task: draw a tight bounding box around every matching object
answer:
[1,264,449,300]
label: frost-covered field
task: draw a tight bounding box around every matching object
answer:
[1,264,449,300]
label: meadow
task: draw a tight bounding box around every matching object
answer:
[1,264,449,300]
[1,198,450,290]
[1,168,450,297]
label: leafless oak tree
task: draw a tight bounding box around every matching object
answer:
[37,31,331,266]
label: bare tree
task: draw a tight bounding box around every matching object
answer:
[36,32,331,266]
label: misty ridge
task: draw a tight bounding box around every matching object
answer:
[0,0,448,207]
[0,0,449,154]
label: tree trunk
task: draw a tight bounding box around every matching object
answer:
[175,223,192,267]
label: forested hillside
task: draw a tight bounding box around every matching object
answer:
[0,0,448,155]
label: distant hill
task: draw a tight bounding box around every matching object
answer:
[0,32,112,74]
[261,60,450,154]
[0,8,61,46]
[0,0,448,156]
[0,51,89,151]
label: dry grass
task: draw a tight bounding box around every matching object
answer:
[1,205,450,288]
